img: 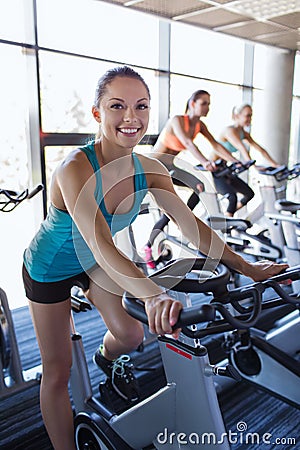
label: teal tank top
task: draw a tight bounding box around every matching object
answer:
[24,142,148,282]
[219,128,245,154]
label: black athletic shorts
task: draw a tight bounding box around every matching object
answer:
[22,263,90,304]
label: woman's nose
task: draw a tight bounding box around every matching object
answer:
[123,107,137,122]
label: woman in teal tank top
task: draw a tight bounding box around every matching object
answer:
[214,103,279,216]
[219,103,278,166]
[22,66,287,450]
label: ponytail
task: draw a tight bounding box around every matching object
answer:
[185,90,210,113]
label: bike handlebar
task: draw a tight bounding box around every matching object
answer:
[149,258,230,296]
[0,185,44,212]
[123,258,300,338]
[257,163,300,182]
[195,159,256,178]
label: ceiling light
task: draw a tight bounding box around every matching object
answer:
[225,0,300,21]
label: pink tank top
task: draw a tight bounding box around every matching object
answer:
[159,115,201,152]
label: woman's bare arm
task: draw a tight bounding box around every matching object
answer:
[200,122,239,163]
[244,131,278,167]
[223,127,251,161]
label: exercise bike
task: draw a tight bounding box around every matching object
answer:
[247,163,300,257]
[144,159,282,275]
[69,257,295,450]
[221,265,300,409]
[198,160,284,262]
[0,185,43,396]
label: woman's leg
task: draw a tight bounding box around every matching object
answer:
[146,214,170,249]
[86,267,144,359]
[85,267,144,401]
[29,299,75,450]
[213,175,238,216]
[146,166,203,249]
[230,175,255,211]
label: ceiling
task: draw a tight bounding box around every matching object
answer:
[99,0,300,51]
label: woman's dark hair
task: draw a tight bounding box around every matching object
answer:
[185,90,210,113]
[94,65,151,108]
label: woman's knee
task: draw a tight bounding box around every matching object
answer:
[112,322,144,350]
[42,355,72,389]
[241,188,255,205]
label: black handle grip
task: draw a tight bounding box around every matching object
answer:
[228,159,256,175]
[257,165,293,181]
[197,159,256,178]
[122,295,216,331]
[27,184,44,199]
[0,184,44,212]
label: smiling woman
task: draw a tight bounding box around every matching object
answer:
[21,65,288,450]
[21,65,182,450]
[92,66,151,145]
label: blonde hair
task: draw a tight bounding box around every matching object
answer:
[232,103,252,119]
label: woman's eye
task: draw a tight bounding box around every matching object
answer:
[111,103,123,109]
[137,104,149,110]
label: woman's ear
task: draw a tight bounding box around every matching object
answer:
[92,106,101,123]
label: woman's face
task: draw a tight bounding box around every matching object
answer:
[96,76,150,148]
[237,106,252,127]
[192,94,210,117]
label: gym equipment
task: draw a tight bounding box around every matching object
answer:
[69,257,291,450]
[206,165,300,409]
[222,265,300,409]
[145,159,283,271]
[248,163,300,257]
[0,185,43,397]
[200,160,283,262]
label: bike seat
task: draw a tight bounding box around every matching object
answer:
[207,216,251,232]
[275,200,300,214]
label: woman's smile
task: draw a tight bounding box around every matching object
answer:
[117,127,141,136]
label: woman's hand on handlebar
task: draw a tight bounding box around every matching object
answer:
[228,161,243,170]
[244,260,289,282]
[203,160,216,172]
[144,293,183,338]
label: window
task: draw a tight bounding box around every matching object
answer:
[0,44,30,190]
[39,51,159,135]
[293,52,300,96]
[289,97,300,165]
[0,44,40,309]
[170,22,244,84]
[0,0,33,44]
[37,0,159,69]
[39,52,110,134]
